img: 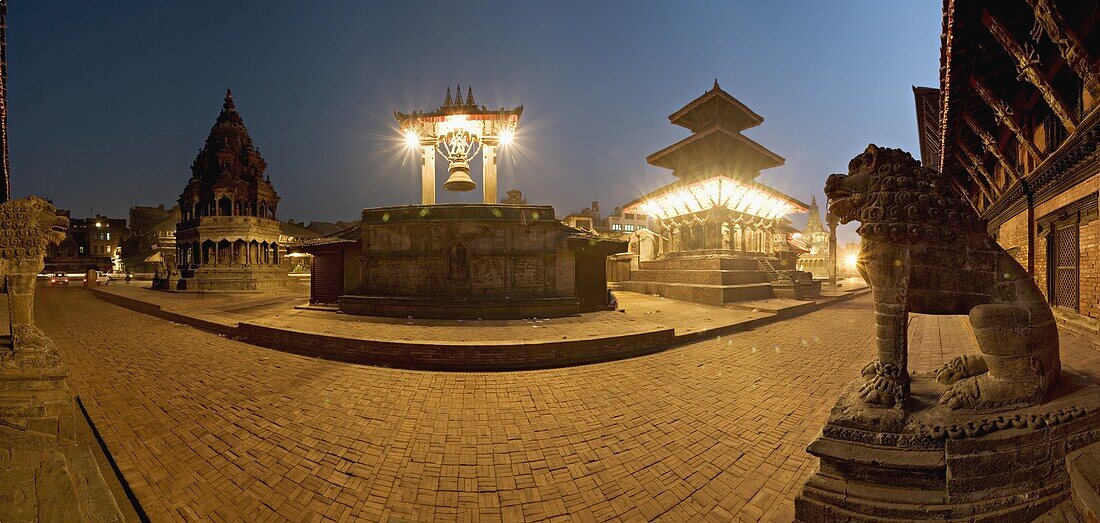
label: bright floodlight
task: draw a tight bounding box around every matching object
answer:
[845,252,859,271]
[404,129,419,148]
[499,129,515,146]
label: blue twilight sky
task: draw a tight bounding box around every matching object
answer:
[9,1,941,243]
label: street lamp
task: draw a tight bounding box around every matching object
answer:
[826,211,839,286]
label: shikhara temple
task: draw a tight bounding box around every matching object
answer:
[620,81,816,304]
[171,90,288,291]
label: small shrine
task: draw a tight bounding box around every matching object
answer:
[620,81,817,303]
[171,90,288,291]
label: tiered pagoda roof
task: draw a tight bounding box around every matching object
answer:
[647,80,784,181]
[625,81,803,222]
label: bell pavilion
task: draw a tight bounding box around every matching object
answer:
[621,81,815,303]
[172,90,288,291]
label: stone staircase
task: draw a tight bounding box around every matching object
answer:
[619,256,775,305]
[758,258,780,280]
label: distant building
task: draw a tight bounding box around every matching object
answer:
[606,207,651,234]
[500,189,528,205]
[46,210,127,273]
[562,201,602,232]
[121,204,179,274]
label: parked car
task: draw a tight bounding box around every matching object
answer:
[94,271,110,285]
[49,272,69,286]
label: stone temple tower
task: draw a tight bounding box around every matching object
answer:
[173,90,288,291]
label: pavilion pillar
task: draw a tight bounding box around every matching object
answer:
[420,143,436,205]
[482,143,498,204]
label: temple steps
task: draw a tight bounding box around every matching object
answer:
[620,255,778,305]
[639,256,763,271]
[629,269,769,285]
[618,281,774,305]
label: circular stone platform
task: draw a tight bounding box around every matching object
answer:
[236,307,679,371]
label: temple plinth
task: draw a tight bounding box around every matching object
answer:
[620,81,818,304]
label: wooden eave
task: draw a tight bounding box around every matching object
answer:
[668,87,763,132]
[645,125,785,177]
[622,176,808,215]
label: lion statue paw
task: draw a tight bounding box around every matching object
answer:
[939,374,1040,411]
[857,361,908,408]
[935,354,989,385]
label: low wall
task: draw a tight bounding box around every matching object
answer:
[90,289,238,337]
[236,322,677,371]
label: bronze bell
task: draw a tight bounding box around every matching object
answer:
[443,161,477,192]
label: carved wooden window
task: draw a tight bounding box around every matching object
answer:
[1041,194,1097,313]
[1051,224,1079,311]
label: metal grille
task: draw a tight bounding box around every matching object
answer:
[1053,225,1078,310]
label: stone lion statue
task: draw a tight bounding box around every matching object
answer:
[0,196,69,353]
[825,144,1059,411]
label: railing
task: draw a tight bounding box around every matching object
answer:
[178,215,279,229]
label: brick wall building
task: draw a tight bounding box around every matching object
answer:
[920,1,1100,328]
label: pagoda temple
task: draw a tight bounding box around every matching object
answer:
[620,81,816,303]
[172,89,288,291]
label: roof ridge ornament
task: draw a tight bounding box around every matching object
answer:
[713,78,720,90]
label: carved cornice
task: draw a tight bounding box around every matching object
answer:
[1026,0,1100,100]
[983,108,1100,230]
[983,9,1077,134]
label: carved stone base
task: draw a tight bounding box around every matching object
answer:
[0,340,124,521]
[795,371,1100,522]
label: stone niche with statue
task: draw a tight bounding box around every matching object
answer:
[339,204,624,319]
[794,145,1100,522]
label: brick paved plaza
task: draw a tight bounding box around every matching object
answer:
[35,287,1100,521]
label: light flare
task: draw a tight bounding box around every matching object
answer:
[627,177,800,221]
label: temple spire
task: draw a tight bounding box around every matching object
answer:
[223,88,235,112]
[444,86,452,106]
[713,78,720,90]
[466,86,475,106]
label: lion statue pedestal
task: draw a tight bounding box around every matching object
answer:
[793,146,1100,522]
[0,196,124,521]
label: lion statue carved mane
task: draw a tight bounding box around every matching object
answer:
[825,144,1060,411]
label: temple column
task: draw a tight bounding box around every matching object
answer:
[482,143,498,204]
[421,143,436,205]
